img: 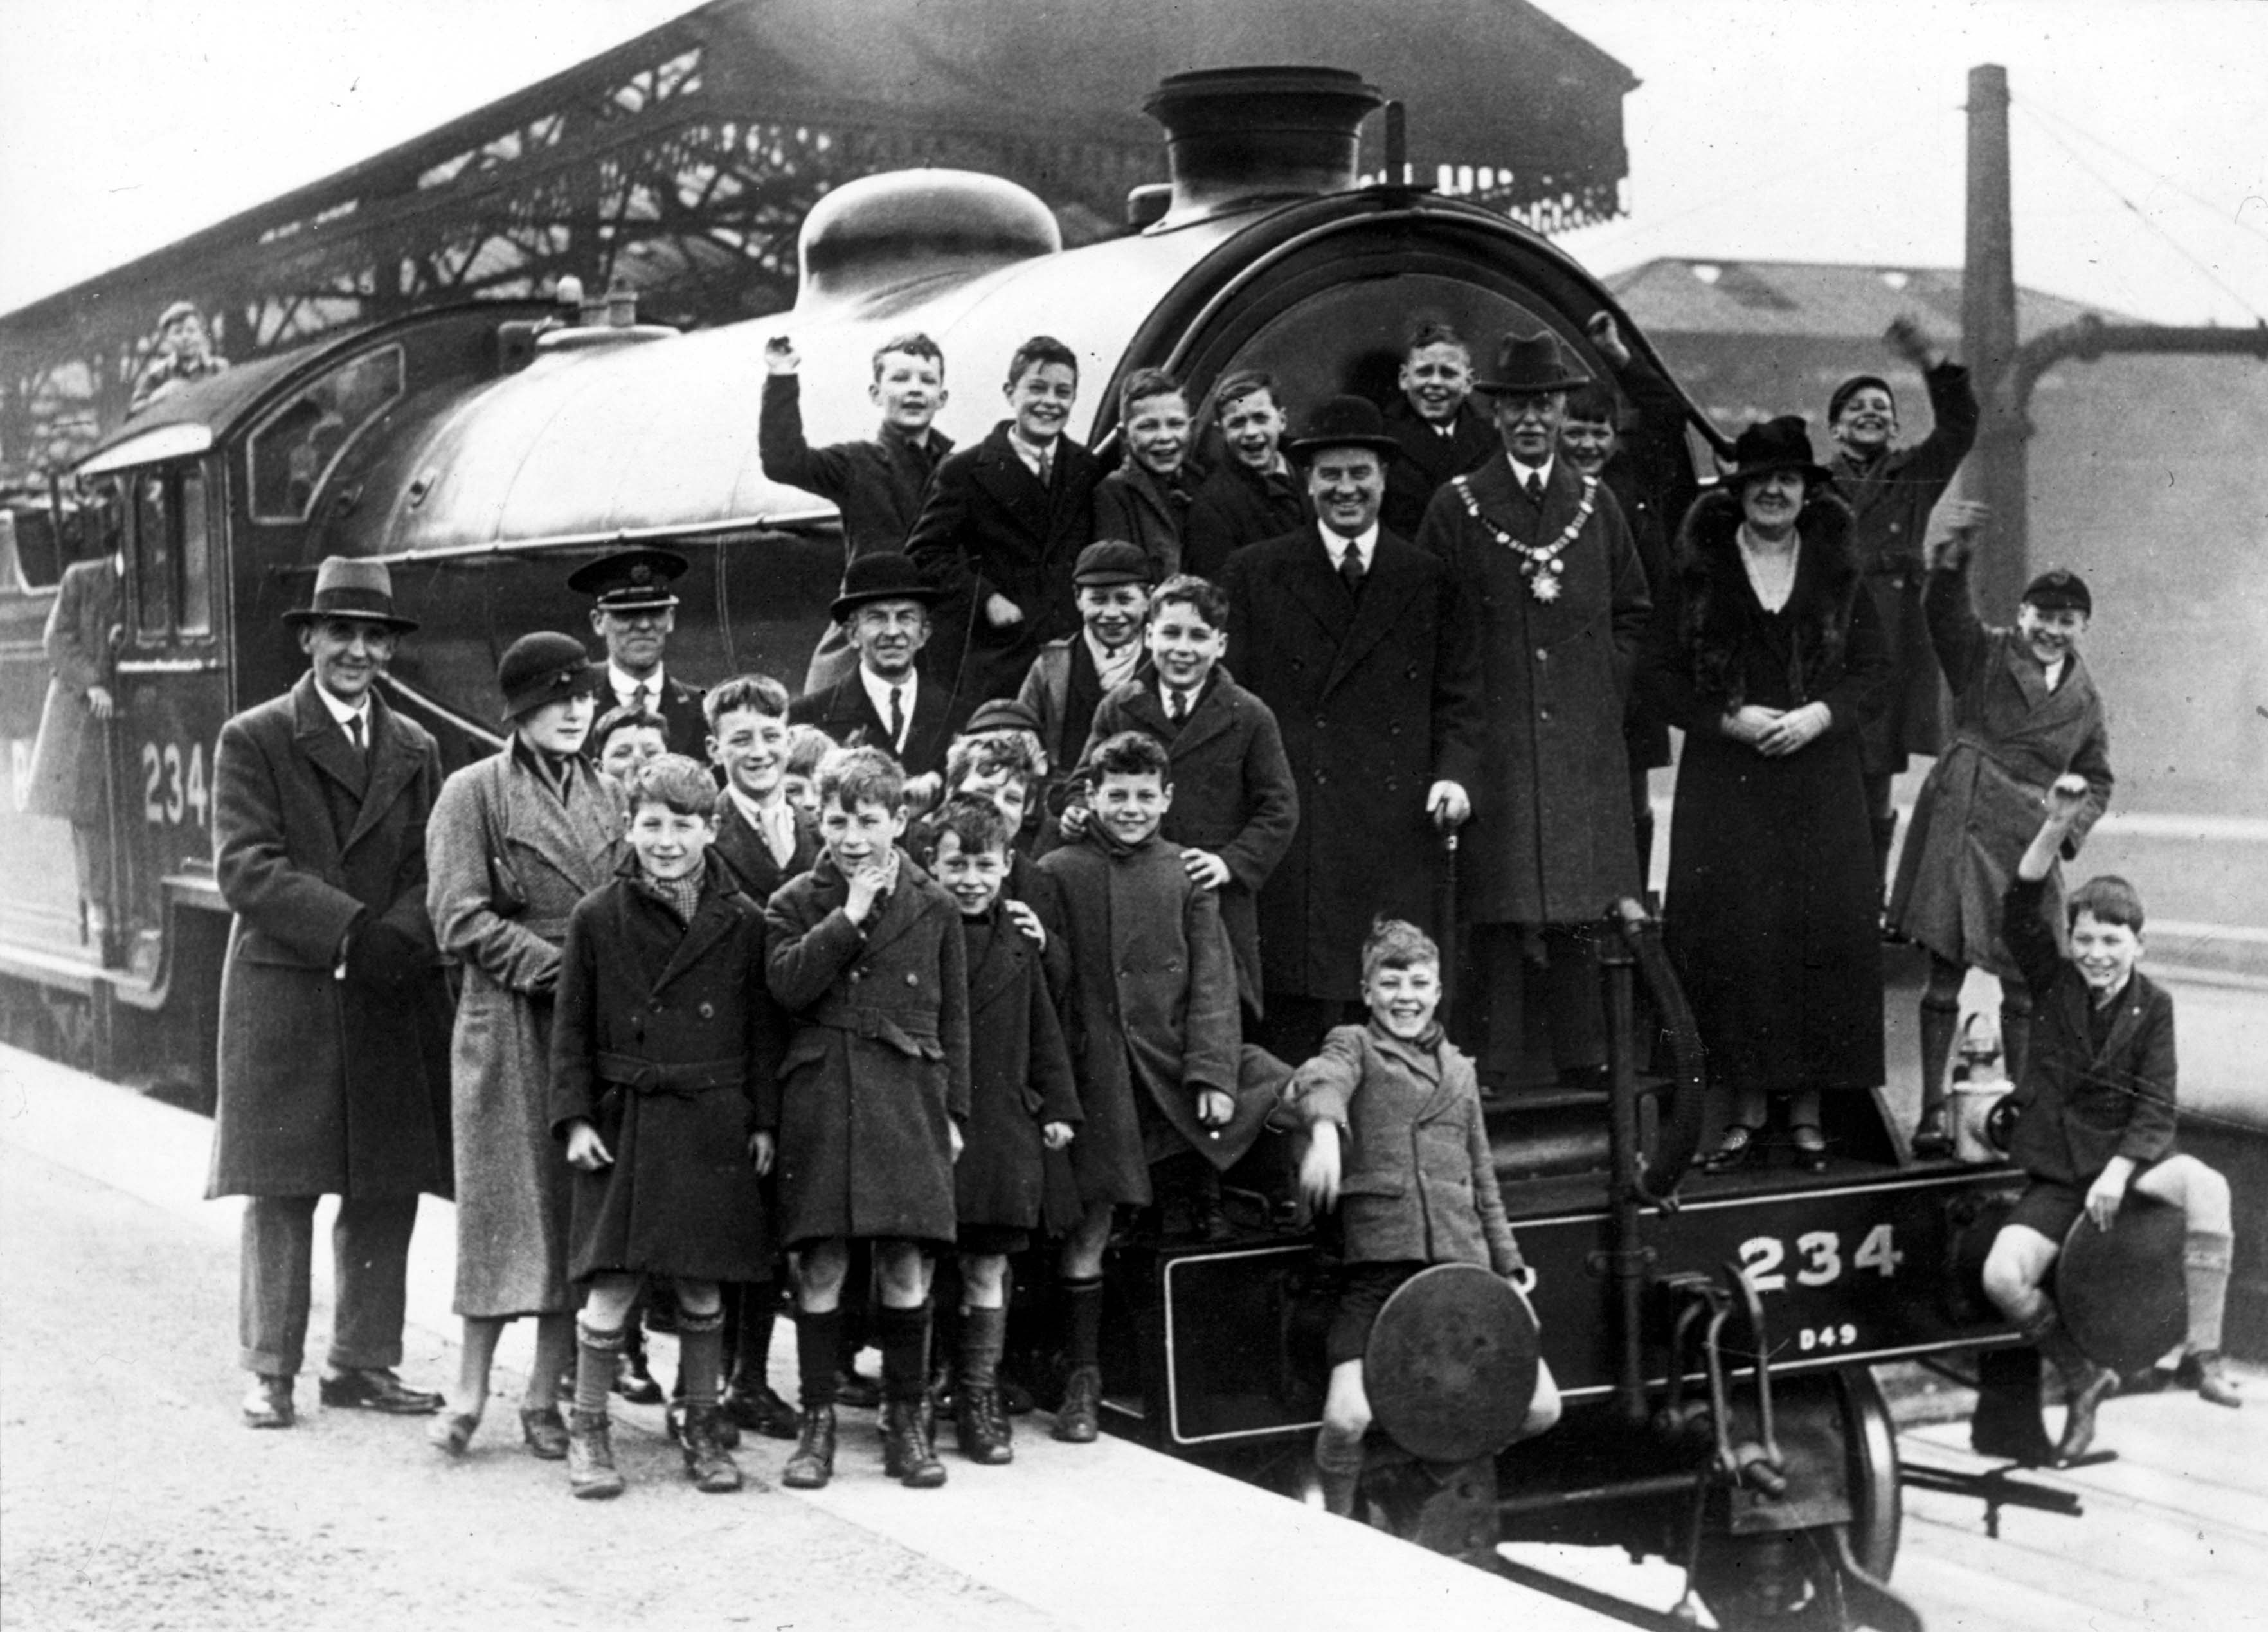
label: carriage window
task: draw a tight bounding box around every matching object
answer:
[248,345,404,522]
[178,467,213,634]
[134,472,173,632]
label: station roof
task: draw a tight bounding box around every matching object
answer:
[1605,258,2127,341]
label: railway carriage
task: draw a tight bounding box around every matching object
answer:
[0,64,2131,1632]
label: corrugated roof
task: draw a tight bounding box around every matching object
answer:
[1605,258,2125,341]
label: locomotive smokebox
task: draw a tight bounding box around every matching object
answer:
[1141,66,1385,230]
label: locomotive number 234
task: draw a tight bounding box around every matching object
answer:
[1737,1224,1904,1294]
[140,740,210,829]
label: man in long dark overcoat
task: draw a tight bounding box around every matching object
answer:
[1413,332,1651,1091]
[206,557,452,1428]
[26,545,123,949]
[1222,396,1484,1062]
[1824,314,1979,883]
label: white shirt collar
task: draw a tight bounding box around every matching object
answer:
[1318,521,1380,570]
[1007,428,1058,479]
[2041,655,2066,693]
[860,665,917,748]
[1508,453,1556,492]
[727,781,790,836]
[608,661,665,703]
[310,677,369,729]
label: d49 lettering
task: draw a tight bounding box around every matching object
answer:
[1736,1223,1902,1295]
[1797,1323,1861,1353]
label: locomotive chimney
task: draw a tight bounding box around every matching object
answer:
[1140,66,1385,230]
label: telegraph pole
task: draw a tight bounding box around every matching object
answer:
[1963,63,2028,616]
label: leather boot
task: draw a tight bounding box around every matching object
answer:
[1053,1364,1101,1444]
[954,1306,1013,1464]
[1914,999,1958,1156]
[782,1404,837,1489]
[882,1397,948,1488]
[2176,1350,2242,1409]
[678,1403,747,1493]
[566,1408,626,1500]
[2025,1309,2114,1463]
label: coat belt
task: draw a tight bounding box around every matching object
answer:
[593,1052,746,1097]
[806,996,935,1056]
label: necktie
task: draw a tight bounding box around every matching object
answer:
[1036,447,1053,487]
[765,805,795,868]
[636,681,653,713]
[1339,542,1365,596]
[1524,472,1545,506]
[346,715,365,754]
[888,685,906,749]
[1167,688,1188,724]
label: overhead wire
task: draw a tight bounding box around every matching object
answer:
[2020,93,2268,248]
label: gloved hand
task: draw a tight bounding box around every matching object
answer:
[345,917,428,987]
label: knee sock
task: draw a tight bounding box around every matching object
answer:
[876,1303,932,1405]
[573,1315,626,1417]
[960,1305,1008,1395]
[2185,1231,2234,1355]
[1313,1421,1366,1515]
[1919,994,1960,1115]
[1063,1276,1106,1372]
[2000,988,2033,1087]
[677,1304,725,1411]
[795,1307,842,1410]
[733,1286,777,1390]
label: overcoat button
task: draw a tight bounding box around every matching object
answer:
[699,1002,714,1019]
[905,973,919,986]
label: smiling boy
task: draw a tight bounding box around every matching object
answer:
[1015,539,1151,773]
[1380,321,1498,538]
[1184,370,1311,578]
[907,336,1102,708]
[1094,368,1195,582]
[765,745,971,1489]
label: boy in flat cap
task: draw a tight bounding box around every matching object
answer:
[1891,507,2112,1152]
[789,553,957,778]
[569,544,708,760]
[1014,539,1152,776]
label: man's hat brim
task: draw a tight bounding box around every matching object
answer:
[282,605,419,634]
[831,584,944,622]
[1473,370,1590,396]
[1286,431,1401,459]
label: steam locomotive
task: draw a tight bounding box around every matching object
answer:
[1,65,2060,1631]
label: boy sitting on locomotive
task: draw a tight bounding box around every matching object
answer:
[1981,781,2240,1467]
[1280,918,1560,1518]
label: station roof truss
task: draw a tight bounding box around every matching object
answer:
[0,0,1634,490]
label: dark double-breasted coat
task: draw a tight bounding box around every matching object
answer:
[1038,832,1249,1202]
[788,667,956,779]
[1380,397,1498,542]
[1079,667,1300,1014]
[1888,559,2112,979]
[1281,1023,1524,1274]
[1640,488,1893,1098]
[1414,454,1650,925]
[550,856,777,1283]
[955,908,1082,1232]
[207,674,453,1201]
[764,850,973,1247]
[759,375,951,562]
[1826,359,1979,775]
[905,421,1101,708]
[709,789,819,901]
[1221,526,1484,1000]
[428,745,622,1316]
[1183,456,1311,580]
[1092,461,1193,584]
[2001,874,2175,1190]
[26,556,122,826]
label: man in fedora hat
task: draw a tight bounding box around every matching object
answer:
[1413,330,1652,1094]
[207,556,453,1428]
[1223,396,1484,1061]
[1825,314,1979,886]
[790,552,957,777]
[568,544,708,760]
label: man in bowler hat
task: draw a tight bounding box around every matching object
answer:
[1412,331,1651,1094]
[789,552,957,778]
[569,544,708,758]
[207,557,454,1428]
[1223,396,1484,1063]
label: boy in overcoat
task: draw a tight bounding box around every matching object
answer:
[1092,369,1196,582]
[1379,321,1498,539]
[906,336,1102,708]
[1222,395,1484,1061]
[551,753,777,1497]
[1980,787,2240,1463]
[1014,541,1151,778]
[1277,919,1559,1518]
[765,745,973,1489]
[1037,731,1264,1442]
[929,796,1081,1463]
[1182,370,1310,578]
[207,557,452,1430]
[1076,574,1299,1018]
[1889,516,2112,1151]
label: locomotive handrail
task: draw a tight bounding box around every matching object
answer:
[1612,898,1708,1203]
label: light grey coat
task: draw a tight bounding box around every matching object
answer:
[428,746,620,1317]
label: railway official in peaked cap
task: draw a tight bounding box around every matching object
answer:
[565,544,688,611]
[282,557,419,633]
[498,631,600,721]
[1720,415,1838,488]
[1473,330,1590,396]
[828,550,943,623]
[1284,395,1401,461]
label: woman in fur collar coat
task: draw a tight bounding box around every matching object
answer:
[1640,418,1892,1170]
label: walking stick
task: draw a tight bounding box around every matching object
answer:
[1436,819,1461,1030]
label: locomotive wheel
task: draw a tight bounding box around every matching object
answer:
[1695,1367,1902,1631]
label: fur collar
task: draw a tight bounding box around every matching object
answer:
[1672,487,1862,704]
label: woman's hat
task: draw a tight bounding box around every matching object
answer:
[1285,395,1401,460]
[281,556,419,633]
[1721,416,1837,487]
[1473,330,1590,396]
[566,544,688,611]
[830,551,943,623]
[498,631,598,720]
